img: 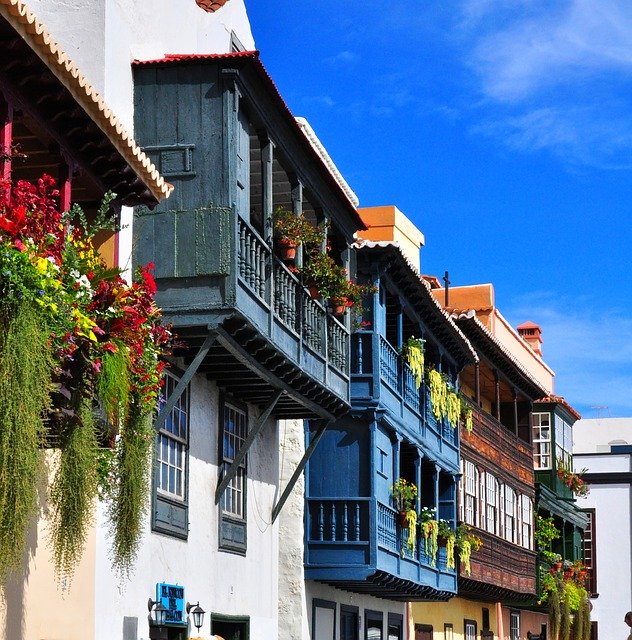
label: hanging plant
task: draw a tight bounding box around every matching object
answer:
[405,509,417,554]
[49,399,99,580]
[421,519,439,566]
[0,175,171,583]
[446,391,460,429]
[402,336,425,388]
[0,301,53,581]
[460,397,473,432]
[428,369,448,421]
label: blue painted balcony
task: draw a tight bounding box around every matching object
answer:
[304,496,457,600]
[135,206,350,419]
[351,331,459,466]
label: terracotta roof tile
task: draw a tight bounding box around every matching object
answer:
[534,394,582,421]
[0,0,172,204]
[195,0,230,12]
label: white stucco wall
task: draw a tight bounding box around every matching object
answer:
[93,373,279,640]
[573,418,632,640]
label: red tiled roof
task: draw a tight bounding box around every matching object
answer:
[195,0,230,12]
[534,395,582,421]
[517,320,541,330]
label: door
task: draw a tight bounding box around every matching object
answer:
[341,606,359,640]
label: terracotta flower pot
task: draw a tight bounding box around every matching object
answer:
[331,296,348,316]
[306,282,320,299]
[398,511,410,528]
[277,236,297,262]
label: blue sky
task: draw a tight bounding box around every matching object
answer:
[246,0,632,419]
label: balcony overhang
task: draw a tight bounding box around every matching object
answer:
[318,571,455,602]
[457,576,536,603]
[175,314,349,420]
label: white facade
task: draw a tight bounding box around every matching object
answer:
[573,417,632,640]
[95,372,280,640]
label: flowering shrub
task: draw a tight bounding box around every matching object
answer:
[0,175,171,581]
[556,458,589,497]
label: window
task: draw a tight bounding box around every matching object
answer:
[583,509,597,594]
[313,599,336,640]
[464,620,477,640]
[510,611,520,640]
[555,415,572,466]
[388,613,403,640]
[484,473,498,535]
[219,397,248,553]
[366,610,383,640]
[444,624,454,640]
[152,370,189,538]
[504,487,516,543]
[464,460,478,526]
[341,605,359,640]
[532,412,551,469]
[520,495,533,550]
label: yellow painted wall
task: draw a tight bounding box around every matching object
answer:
[0,451,96,640]
[411,598,497,640]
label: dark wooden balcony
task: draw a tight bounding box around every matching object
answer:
[134,206,350,419]
[304,497,457,600]
[460,396,535,489]
[351,332,459,465]
[459,528,537,601]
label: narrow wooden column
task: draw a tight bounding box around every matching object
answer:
[260,133,274,243]
[475,362,481,406]
[58,160,72,212]
[0,95,14,182]
[495,371,501,421]
[513,388,519,435]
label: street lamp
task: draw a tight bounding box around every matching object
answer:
[186,601,206,633]
[148,598,168,626]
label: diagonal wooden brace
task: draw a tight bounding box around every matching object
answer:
[271,419,331,523]
[153,330,216,433]
[215,389,283,504]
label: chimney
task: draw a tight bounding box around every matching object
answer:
[517,321,543,357]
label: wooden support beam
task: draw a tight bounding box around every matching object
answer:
[58,160,72,212]
[153,331,216,433]
[0,95,13,182]
[271,419,331,523]
[214,326,337,421]
[214,389,283,504]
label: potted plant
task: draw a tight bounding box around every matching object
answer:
[391,478,417,525]
[272,207,323,261]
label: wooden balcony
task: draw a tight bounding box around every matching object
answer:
[304,497,457,601]
[351,332,458,463]
[460,396,535,491]
[134,207,350,419]
[459,528,537,601]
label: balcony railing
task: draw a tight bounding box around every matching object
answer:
[351,332,458,448]
[306,497,456,592]
[237,216,349,376]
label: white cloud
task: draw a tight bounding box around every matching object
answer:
[325,50,359,66]
[451,0,632,166]
[303,95,336,108]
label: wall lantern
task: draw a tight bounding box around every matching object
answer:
[186,601,206,632]
[148,598,168,626]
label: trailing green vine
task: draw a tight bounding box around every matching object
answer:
[428,369,448,421]
[402,336,424,388]
[446,391,460,428]
[109,403,154,575]
[0,302,53,580]
[49,400,99,580]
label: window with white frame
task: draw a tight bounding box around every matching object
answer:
[464,620,476,640]
[464,460,478,526]
[485,473,498,535]
[510,611,520,640]
[504,486,516,543]
[156,372,189,500]
[221,401,248,519]
[532,412,551,469]
[520,495,533,550]
[152,370,190,539]
[555,414,572,467]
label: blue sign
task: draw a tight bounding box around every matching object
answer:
[156,582,186,626]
